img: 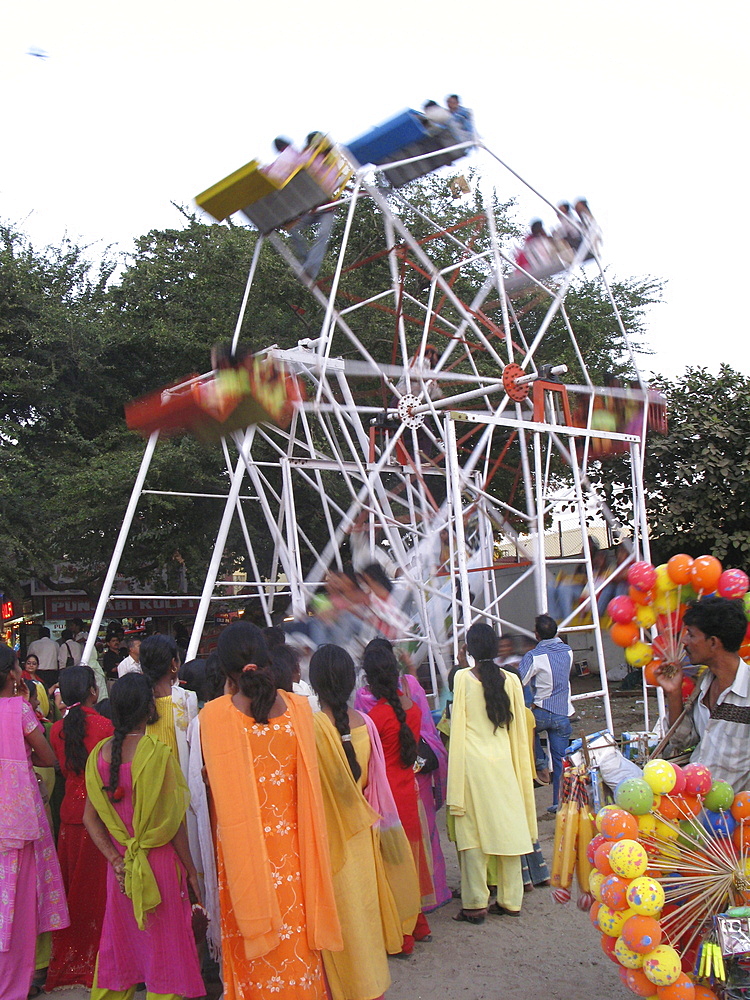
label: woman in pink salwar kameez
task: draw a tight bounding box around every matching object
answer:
[0,644,69,1000]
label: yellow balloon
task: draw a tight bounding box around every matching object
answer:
[626,642,654,668]
[653,817,678,841]
[589,868,606,902]
[637,813,657,837]
[643,944,681,986]
[615,936,645,969]
[653,590,679,614]
[635,605,657,628]
[655,564,677,593]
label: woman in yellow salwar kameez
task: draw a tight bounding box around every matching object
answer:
[200,623,342,1000]
[309,645,421,1000]
[447,623,538,924]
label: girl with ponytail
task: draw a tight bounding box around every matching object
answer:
[446,621,538,925]
[47,666,113,989]
[200,622,342,998]
[309,644,421,997]
[355,638,436,952]
[83,673,204,998]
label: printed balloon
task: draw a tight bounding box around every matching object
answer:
[666,554,693,585]
[690,555,722,594]
[628,562,658,592]
[718,568,749,599]
[626,876,665,917]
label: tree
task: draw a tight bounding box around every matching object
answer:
[593,366,750,568]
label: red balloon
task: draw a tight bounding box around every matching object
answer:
[718,568,749,599]
[683,763,712,796]
[690,555,722,594]
[652,634,670,659]
[671,763,687,795]
[601,932,619,962]
[681,677,695,701]
[608,595,637,623]
[628,561,657,592]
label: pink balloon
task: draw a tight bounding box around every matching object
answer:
[718,569,749,599]
[628,561,657,592]
[671,762,686,796]
[607,595,636,623]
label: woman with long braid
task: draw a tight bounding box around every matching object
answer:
[355,639,435,952]
[309,644,420,999]
[83,672,204,998]
[447,622,537,924]
[47,665,113,990]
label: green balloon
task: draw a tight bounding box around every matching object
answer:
[704,780,734,812]
[682,584,699,603]
[615,777,654,815]
[677,818,704,847]
[744,592,750,621]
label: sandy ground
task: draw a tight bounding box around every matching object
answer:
[43,684,656,1000]
[42,783,621,1000]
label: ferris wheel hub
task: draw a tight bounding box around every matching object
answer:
[397,394,424,429]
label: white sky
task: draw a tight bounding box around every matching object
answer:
[2,0,747,381]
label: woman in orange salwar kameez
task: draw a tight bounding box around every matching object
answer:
[200,622,342,1000]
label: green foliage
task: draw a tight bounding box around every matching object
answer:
[641,366,750,566]
[0,179,662,597]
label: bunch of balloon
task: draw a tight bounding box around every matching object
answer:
[606,555,750,688]
[588,757,750,999]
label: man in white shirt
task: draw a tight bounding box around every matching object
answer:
[657,596,750,791]
[27,627,60,687]
[117,637,142,677]
[57,629,82,671]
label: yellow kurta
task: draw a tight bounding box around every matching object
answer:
[447,669,537,856]
[313,715,396,1000]
[147,695,179,758]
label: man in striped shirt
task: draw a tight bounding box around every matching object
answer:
[658,596,750,792]
[518,614,574,813]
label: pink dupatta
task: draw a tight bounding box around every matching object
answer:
[0,698,69,951]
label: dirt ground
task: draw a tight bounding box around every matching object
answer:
[45,685,654,1000]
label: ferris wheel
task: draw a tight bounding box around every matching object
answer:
[82,106,663,732]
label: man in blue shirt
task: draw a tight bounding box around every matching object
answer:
[518,614,574,812]
[446,94,474,141]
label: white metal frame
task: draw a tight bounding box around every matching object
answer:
[82,136,661,732]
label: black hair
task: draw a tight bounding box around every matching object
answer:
[683,596,747,653]
[59,665,98,774]
[340,562,362,589]
[309,644,361,781]
[268,646,296,692]
[535,614,558,640]
[447,93,460,101]
[361,639,417,768]
[179,658,208,703]
[24,652,39,666]
[139,634,178,686]
[0,644,16,686]
[204,652,225,702]
[466,623,513,732]
[104,674,156,801]
[362,562,393,594]
[21,677,36,698]
[262,626,286,651]
[40,627,51,639]
[95,699,113,720]
[216,622,275,724]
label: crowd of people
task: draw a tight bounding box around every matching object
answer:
[3,587,750,998]
[0,607,572,1000]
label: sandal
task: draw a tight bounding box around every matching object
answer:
[27,988,43,1000]
[488,902,520,917]
[453,908,486,925]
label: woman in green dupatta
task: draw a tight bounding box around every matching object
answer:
[83,673,205,999]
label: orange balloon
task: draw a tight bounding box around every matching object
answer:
[667,554,694,585]
[658,972,697,999]
[740,642,750,661]
[732,792,750,821]
[733,824,750,850]
[601,810,639,841]
[678,794,702,818]
[693,988,720,1000]
[690,554,722,593]
[630,585,656,606]
[611,621,640,647]
[625,966,659,996]
[643,659,663,686]
[656,795,681,821]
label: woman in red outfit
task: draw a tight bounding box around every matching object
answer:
[47,665,114,989]
[355,639,435,952]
